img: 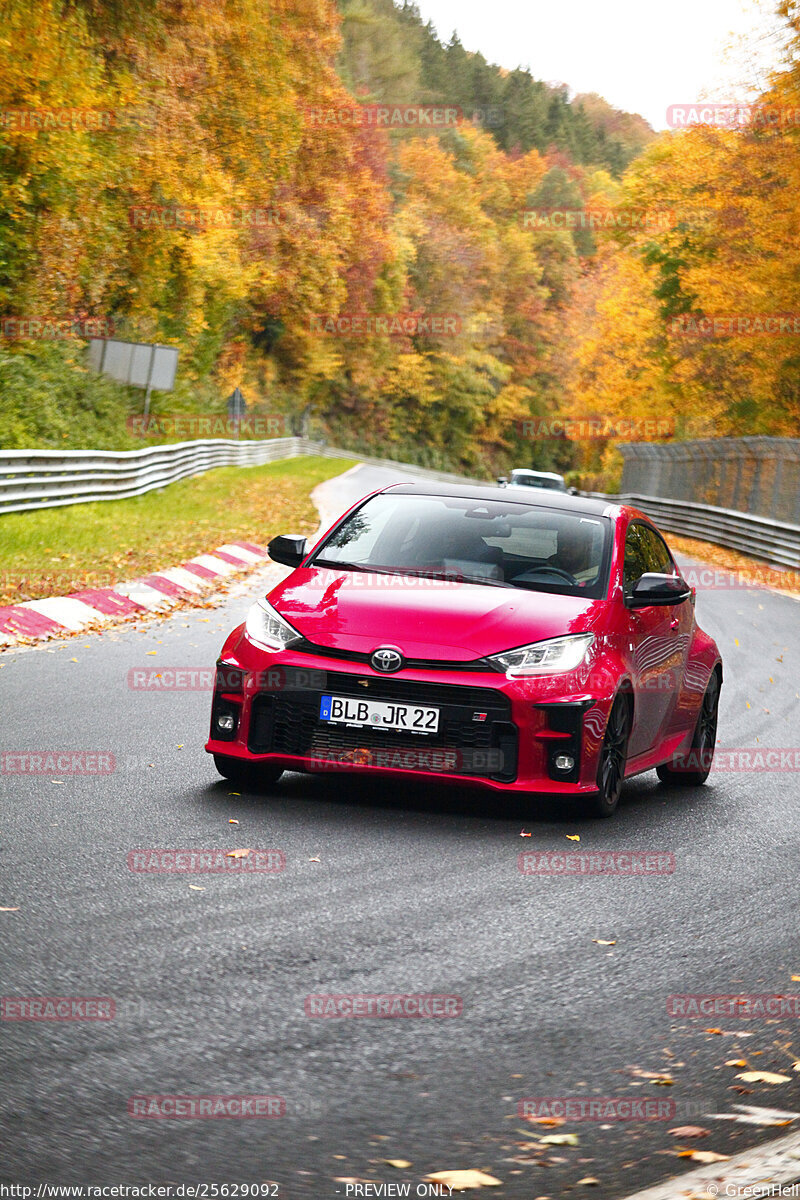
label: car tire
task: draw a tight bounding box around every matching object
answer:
[213,754,283,789]
[656,670,720,787]
[588,693,631,818]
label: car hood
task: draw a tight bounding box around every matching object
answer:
[266,566,605,661]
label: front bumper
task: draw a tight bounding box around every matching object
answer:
[205,642,614,794]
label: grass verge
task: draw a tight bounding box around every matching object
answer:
[0,456,352,605]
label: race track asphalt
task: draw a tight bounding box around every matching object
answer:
[2,465,799,1198]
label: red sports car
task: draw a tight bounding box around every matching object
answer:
[206,483,722,816]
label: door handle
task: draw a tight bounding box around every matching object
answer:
[670,618,680,630]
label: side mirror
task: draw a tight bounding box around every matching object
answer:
[497,476,508,487]
[268,534,308,568]
[628,572,693,608]
[567,486,579,496]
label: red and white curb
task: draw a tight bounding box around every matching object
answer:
[0,541,267,646]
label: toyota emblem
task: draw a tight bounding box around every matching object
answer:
[370,647,404,673]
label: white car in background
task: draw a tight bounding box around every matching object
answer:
[498,468,574,494]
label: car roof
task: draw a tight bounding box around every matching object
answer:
[380,479,622,518]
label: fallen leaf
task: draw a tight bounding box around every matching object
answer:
[538,1133,578,1146]
[566,835,581,842]
[736,1071,791,1084]
[229,819,239,825]
[725,1059,748,1067]
[70,657,78,662]
[227,792,241,796]
[308,856,321,863]
[668,1126,709,1138]
[705,1028,724,1035]
[188,885,205,891]
[385,1160,412,1169]
[523,1117,565,1128]
[792,975,800,982]
[50,780,65,785]
[423,1170,502,1190]
[520,831,532,837]
[682,1151,730,1164]
[593,940,616,946]
[0,906,20,911]
[146,650,157,655]
[225,849,251,859]
[576,1179,600,1187]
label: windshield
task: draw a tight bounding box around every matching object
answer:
[312,493,612,598]
[511,473,565,491]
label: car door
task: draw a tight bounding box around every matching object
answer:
[639,525,694,736]
[623,522,689,756]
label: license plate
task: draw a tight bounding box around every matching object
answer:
[319,694,440,735]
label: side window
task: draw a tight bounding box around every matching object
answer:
[640,526,676,576]
[623,524,648,591]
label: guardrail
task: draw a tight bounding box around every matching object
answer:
[0,438,311,515]
[586,492,800,570]
[1,437,798,571]
[0,437,487,516]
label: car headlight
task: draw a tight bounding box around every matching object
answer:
[488,633,595,677]
[244,599,301,651]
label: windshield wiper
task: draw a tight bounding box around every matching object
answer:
[450,573,515,589]
[313,559,400,576]
[312,559,514,588]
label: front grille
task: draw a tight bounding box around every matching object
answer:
[248,673,517,781]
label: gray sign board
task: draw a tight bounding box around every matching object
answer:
[88,339,179,392]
